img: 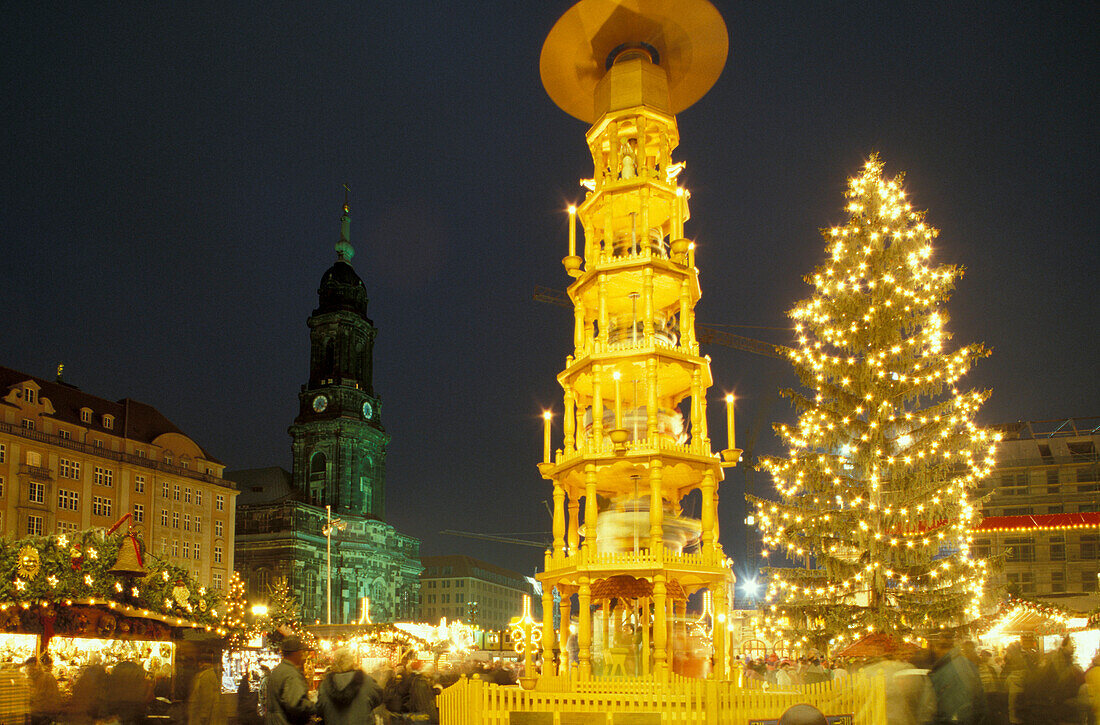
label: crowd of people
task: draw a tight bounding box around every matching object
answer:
[235,636,528,725]
[744,635,1099,725]
[22,633,1100,725]
[23,654,173,725]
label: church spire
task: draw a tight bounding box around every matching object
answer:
[336,184,355,262]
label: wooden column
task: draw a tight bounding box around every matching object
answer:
[646,358,659,442]
[553,482,566,557]
[649,461,664,559]
[564,386,576,453]
[584,464,598,554]
[592,364,604,454]
[713,585,728,680]
[653,574,668,682]
[578,577,592,680]
[568,497,580,553]
[542,586,555,674]
[559,595,572,676]
[701,470,716,561]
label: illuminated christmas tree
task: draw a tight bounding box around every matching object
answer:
[749,155,1000,650]
[222,571,251,649]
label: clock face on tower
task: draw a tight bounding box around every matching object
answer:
[312,395,328,413]
[362,400,374,419]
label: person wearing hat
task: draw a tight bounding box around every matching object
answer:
[265,637,315,725]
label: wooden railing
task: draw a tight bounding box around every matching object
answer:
[438,672,887,725]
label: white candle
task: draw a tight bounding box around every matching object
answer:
[543,411,553,462]
[613,371,623,429]
[568,205,577,258]
[725,394,736,450]
[674,188,684,238]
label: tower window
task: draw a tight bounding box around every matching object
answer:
[309,452,327,504]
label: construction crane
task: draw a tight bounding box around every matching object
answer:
[441,530,551,549]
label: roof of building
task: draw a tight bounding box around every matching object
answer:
[420,555,527,585]
[976,512,1100,532]
[316,260,370,319]
[0,364,220,462]
[990,417,1100,440]
[224,466,295,505]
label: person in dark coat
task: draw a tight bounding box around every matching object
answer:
[265,637,315,725]
[315,648,381,725]
[929,632,987,725]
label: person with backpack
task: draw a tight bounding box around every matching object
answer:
[315,648,381,725]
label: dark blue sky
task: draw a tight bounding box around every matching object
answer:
[2,1,1096,580]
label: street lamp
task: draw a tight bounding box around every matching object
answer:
[323,505,346,625]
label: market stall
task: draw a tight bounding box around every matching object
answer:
[0,518,225,716]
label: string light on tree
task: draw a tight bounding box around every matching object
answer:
[747,155,999,646]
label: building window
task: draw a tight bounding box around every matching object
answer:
[26,451,42,467]
[172,541,179,557]
[195,490,202,506]
[1047,468,1060,493]
[57,521,78,535]
[184,514,191,531]
[216,495,224,512]
[172,512,179,529]
[94,439,102,448]
[22,419,36,430]
[1050,536,1065,561]
[0,443,5,463]
[81,409,92,423]
[92,496,112,517]
[194,541,200,560]
[1000,472,1028,495]
[213,572,223,590]
[1068,441,1097,462]
[27,515,42,536]
[1083,572,1098,593]
[28,481,45,504]
[184,488,192,503]
[60,459,81,480]
[195,516,202,534]
[134,475,145,493]
[59,429,71,440]
[161,509,169,526]
[0,476,4,497]
[1005,537,1034,562]
[973,539,991,558]
[58,490,80,511]
[24,388,36,404]
[103,415,113,429]
[134,503,144,523]
[1048,505,1064,514]
[214,545,223,564]
[182,542,190,559]
[164,453,173,465]
[173,484,180,501]
[214,519,221,537]
[1081,535,1099,560]
[162,482,169,499]
[93,467,113,487]
[1051,571,1066,593]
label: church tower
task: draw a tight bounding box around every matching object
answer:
[289,202,388,519]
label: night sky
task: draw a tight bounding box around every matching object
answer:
[3,2,1096,583]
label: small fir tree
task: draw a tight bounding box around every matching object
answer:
[749,156,1000,650]
[222,571,251,649]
